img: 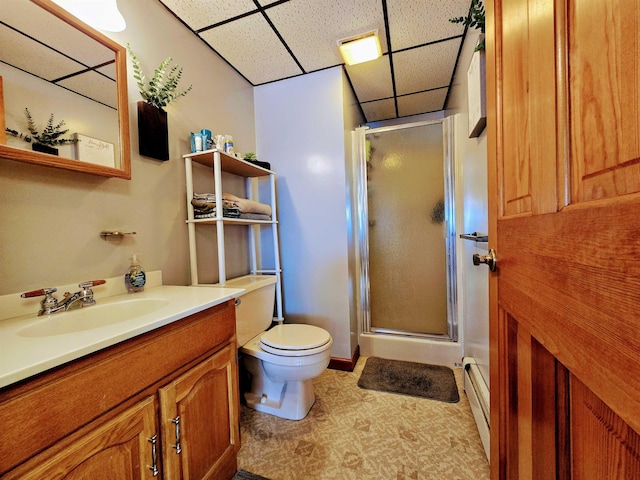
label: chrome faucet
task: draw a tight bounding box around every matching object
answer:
[21,280,106,316]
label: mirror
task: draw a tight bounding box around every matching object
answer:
[0,0,130,179]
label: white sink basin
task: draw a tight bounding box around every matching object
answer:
[18,298,171,337]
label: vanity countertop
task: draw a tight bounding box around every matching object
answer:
[0,283,244,389]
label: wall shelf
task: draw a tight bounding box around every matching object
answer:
[183,148,283,321]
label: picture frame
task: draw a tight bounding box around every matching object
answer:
[73,133,115,168]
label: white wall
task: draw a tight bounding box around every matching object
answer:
[254,67,363,360]
[0,0,255,295]
[446,30,490,387]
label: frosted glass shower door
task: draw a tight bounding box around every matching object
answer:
[366,123,449,336]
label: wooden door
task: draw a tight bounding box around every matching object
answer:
[4,396,158,479]
[487,0,640,478]
[159,344,240,480]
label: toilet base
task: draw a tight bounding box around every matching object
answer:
[244,379,315,420]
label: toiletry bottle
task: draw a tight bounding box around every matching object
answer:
[223,135,234,154]
[125,254,146,293]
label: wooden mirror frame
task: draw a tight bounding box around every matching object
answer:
[0,0,131,179]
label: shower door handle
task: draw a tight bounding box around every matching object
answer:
[473,249,497,272]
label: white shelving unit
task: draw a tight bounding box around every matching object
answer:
[183,148,283,321]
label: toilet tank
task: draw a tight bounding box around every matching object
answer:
[222,275,277,346]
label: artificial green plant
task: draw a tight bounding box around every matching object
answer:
[127,44,193,110]
[449,0,485,52]
[22,108,78,146]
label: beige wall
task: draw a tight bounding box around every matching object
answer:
[0,0,256,295]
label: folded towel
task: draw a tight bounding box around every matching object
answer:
[223,192,272,216]
[191,197,237,213]
[238,213,272,221]
[194,208,241,219]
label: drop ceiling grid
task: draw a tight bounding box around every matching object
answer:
[200,13,303,85]
[361,98,397,122]
[96,63,117,82]
[3,0,114,67]
[264,0,387,73]
[158,0,257,31]
[393,39,461,96]
[397,87,448,117]
[386,0,469,50]
[58,71,118,109]
[0,27,84,81]
[345,56,393,103]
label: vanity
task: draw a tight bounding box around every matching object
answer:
[0,277,245,479]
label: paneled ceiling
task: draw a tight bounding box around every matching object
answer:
[0,0,118,108]
[158,0,473,123]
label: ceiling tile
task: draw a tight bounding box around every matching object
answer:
[200,13,303,85]
[346,56,393,102]
[0,26,84,81]
[397,88,448,117]
[58,71,118,109]
[361,98,396,123]
[393,39,460,95]
[265,0,386,73]
[159,0,257,31]
[96,63,117,83]
[387,0,469,51]
[2,0,114,67]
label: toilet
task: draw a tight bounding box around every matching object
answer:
[224,275,333,420]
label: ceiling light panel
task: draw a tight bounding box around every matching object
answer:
[159,0,257,31]
[386,0,469,51]
[393,39,460,96]
[265,0,386,73]
[200,13,303,85]
[397,88,448,117]
[361,98,397,122]
[345,56,393,102]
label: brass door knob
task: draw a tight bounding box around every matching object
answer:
[473,249,497,272]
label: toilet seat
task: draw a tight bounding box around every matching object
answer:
[259,324,332,357]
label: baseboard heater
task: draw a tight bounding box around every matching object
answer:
[462,357,490,460]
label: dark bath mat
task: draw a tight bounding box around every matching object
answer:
[357,357,460,403]
[233,470,271,480]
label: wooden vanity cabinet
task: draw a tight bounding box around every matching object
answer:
[0,300,240,480]
[160,344,239,480]
[4,396,159,479]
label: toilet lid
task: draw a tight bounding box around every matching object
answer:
[260,324,331,352]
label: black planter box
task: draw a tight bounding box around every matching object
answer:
[137,101,169,161]
[32,143,58,156]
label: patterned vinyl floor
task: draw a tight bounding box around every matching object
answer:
[237,356,490,480]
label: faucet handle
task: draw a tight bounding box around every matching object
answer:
[21,287,57,298]
[78,280,106,288]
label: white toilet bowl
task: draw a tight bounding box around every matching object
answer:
[241,324,333,420]
[223,274,333,420]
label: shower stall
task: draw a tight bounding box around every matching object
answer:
[355,117,463,366]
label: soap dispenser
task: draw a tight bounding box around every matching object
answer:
[125,254,146,293]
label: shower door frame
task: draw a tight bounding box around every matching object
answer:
[356,117,458,342]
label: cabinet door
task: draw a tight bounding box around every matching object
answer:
[4,396,158,480]
[159,344,240,480]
